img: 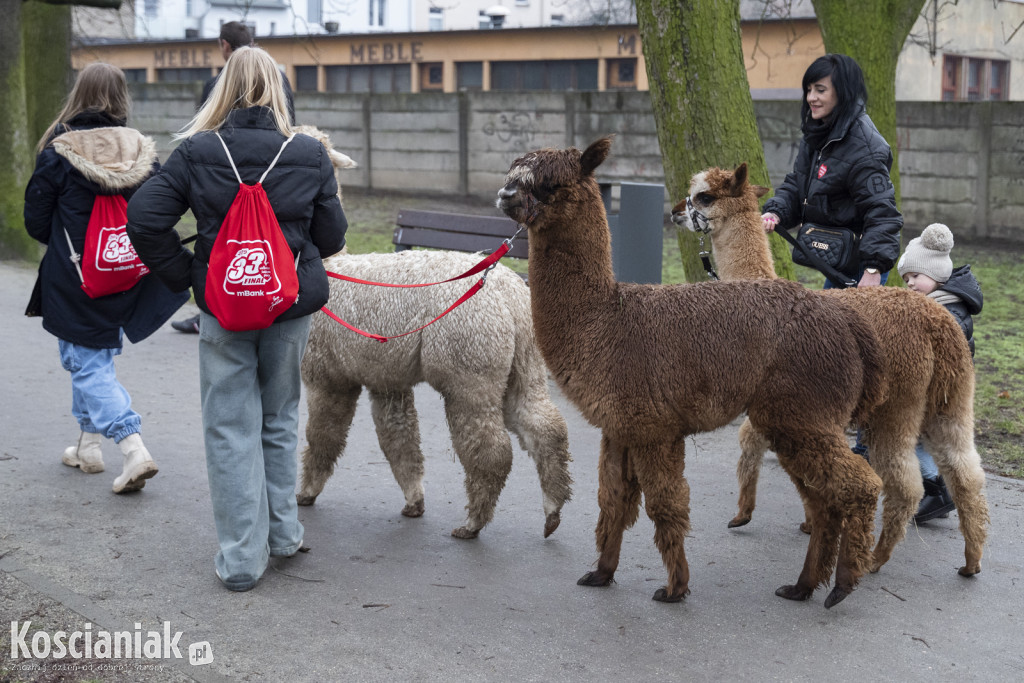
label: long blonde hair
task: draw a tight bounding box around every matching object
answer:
[37,62,131,154]
[176,46,292,139]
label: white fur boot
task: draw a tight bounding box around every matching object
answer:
[112,433,159,494]
[62,432,105,473]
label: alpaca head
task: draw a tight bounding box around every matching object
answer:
[496,136,612,226]
[670,164,768,235]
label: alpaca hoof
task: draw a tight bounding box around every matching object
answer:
[727,515,751,528]
[577,571,613,587]
[543,512,561,538]
[401,500,425,518]
[958,565,980,577]
[451,526,479,540]
[799,521,812,535]
[296,493,317,506]
[652,587,687,603]
[823,586,852,609]
[775,584,813,601]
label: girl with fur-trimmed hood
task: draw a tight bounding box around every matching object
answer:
[24,63,189,494]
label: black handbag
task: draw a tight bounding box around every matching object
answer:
[791,224,861,277]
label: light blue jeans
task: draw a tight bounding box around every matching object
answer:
[198,311,310,591]
[916,443,940,480]
[59,339,141,443]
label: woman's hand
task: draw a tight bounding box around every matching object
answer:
[761,213,780,233]
[857,270,883,288]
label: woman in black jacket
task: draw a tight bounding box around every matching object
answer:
[126,46,348,592]
[761,53,903,288]
[24,62,188,494]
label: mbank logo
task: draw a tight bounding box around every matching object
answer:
[10,621,213,666]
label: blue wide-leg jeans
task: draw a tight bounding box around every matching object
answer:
[59,339,141,443]
[198,311,310,591]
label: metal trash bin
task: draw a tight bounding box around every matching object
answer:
[600,182,665,284]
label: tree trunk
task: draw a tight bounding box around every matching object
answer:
[24,2,73,147]
[636,0,795,282]
[0,0,36,259]
[811,0,927,205]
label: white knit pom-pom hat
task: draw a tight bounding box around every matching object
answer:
[898,223,955,283]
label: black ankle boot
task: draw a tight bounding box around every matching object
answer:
[915,475,955,523]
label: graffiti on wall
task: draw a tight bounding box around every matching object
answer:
[482,113,537,151]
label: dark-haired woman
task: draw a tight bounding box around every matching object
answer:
[761,53,902,288]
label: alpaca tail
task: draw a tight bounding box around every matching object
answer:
[846,308,888,424]
[925,308,976,421]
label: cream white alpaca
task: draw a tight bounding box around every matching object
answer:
[299,250,573,539]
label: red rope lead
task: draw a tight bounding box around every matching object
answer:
[324,242,510,288]
[318,241,514,343]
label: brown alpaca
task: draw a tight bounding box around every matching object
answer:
[497,136,886,608]
[672,163,988,577]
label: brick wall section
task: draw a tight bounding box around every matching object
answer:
[129,84,1023,242]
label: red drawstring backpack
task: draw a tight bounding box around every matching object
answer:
[64,193,150,298]
[204,133,299,331]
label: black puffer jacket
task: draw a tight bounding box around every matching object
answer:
[935,265,983,356]
[125,106,347,322]
[24,112,189,348]
[763,108,903,272]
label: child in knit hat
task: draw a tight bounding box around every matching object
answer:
[897,223,984,522]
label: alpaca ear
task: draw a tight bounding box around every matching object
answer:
[729,163,749,196]
[580,136,613,177]
[752,184,770,198]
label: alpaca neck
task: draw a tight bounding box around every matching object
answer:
[710,213,778,281]
[525,192,617,352]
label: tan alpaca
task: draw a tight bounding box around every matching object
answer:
[498,137,887,608]
[672,164,988,577]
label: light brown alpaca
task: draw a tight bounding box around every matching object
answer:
[672,164,988,577]
[497,136,886,608]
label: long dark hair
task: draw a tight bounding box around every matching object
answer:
[799,53,867,130]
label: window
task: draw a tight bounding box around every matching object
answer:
[325,64,409,93]
[369,0,386,27]
[123,69,147,83]
[420,63,443,90]
[942,54,1009,101]
[478,10,491,29]
[491,60,598,91]
[308,0,321,25]
[429,7,443,31]
[144,0,158,18]
[607,58,637,90]
[295,66,318,91]
[550,14,564,26]
[156,68,209,83]
[457,62,483,91]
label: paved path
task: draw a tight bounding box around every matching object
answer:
[1,261,1023,682]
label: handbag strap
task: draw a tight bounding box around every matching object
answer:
[774,227,858,289]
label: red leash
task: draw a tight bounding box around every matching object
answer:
[320,234,519,343]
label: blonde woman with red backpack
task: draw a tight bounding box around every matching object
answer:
[127,46,348,591]
[24,62,188,495]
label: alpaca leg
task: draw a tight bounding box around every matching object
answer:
[865,419,923,573]
[772,472,834,602]
[922,419,990,576]
[297,382,361,505]
[775,435,881,607]
[503,383,573,538]
[444,390,513,539]
[730,418,769,528]
[578,435,641,589]
[369,389,426,518]
[632,438,691,602]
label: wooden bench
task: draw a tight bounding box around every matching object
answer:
[392,209,529,259]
